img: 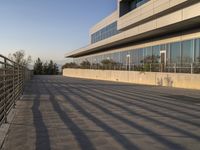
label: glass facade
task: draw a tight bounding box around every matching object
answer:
[152,46,160,63]
[144,47,152,63]
[120,0,150,17]
[170,42,181,64]
[181,40,193,63]
[195,39,200,63]
[91,22,118,44]
[75,38,200,66]
[136,0,150,7]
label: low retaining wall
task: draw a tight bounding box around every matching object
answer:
[63,69,200,90]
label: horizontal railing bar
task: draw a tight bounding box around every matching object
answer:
[0,54,19,65]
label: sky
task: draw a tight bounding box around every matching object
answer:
[0,0,116,64]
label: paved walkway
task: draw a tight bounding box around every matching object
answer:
[2,75,200,150]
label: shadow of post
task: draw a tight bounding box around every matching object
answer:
[32,95,51,150]
[44,84,96,150]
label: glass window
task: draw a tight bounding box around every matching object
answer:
[130,50,134,65]
[160,44,166,50]
[170,42,181,64]
[121,51,129,65]
[130,1,137,10]
[86,38,200,66]
[136,0,149,7]
[195,39,200,63]
[130,49,138,65]
[152,46,160,63]
[112,52,120,63]
[166,44,170,64]
[181,40,193,64]
[144,47,152,63]
[138,48,144,64]
[91,21,118,44]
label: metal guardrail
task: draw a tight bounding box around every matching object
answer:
[68,63,200,74]
[0,54,33,126]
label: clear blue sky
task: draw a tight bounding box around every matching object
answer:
[0,0,116,64]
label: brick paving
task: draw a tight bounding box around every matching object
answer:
[2,75,200,150]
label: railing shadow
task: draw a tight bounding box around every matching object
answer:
[43,84,96,150]
[56,82,185,150]
[45,81,140,150]
[76,86,200,141]
[31,80,51,150]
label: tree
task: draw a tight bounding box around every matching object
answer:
[42,61,49,75]
[33,58,43,75]
[33,58,60,75]
[8,50,32,67]
[53,63,59,75]
[48,60,54,75]
[80,60,91,69]
[101,59,117,69]
[62,62,79,69]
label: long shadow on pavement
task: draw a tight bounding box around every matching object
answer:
[76,86,200,141]
[43,85,96,150]
[61,84,186,150]
[46,82,140,150]
[31,81,51,150]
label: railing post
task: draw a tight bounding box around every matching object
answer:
[13,62,16,108]
[150,64,152,72]
[191,63,193,74]
[4,58,7,123]
[18,64,20,99]
[174,63,177,73]
[22,67,25,93]
[21,66,23,94]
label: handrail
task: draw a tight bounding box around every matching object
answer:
[64,62,200,74]
[0,54,33,126]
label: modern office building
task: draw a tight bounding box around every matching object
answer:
[65,0,200,71]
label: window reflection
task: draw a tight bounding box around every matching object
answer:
[182,40,193,63]
[91,22,118,44]
[195,39,200,63]
[76,38,200,68]
[152,46,160,63]
[170,42,181,64]
[120,0,150,17]
[144,47,152,63]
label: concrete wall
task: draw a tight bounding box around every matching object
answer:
[63,69,200,90]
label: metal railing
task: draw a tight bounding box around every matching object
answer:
[68,63,200,74]
[0,54,33,126]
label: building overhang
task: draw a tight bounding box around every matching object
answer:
[66,19,200,58]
